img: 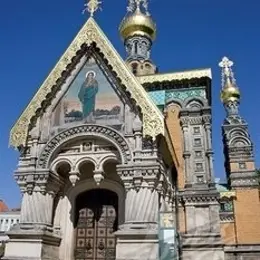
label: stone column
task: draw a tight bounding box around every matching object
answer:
[17,170,63,228]
[133,115,143,160]
[116,166,162,260]
[203,114,215,183]
[124,187,159,227]
[4,169,64,260]
[20,191,54,226]
[180,115,192,186]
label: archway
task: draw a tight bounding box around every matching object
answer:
[74,189,118,260]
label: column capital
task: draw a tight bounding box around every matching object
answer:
[117,164,168,192]
[14,169,64,195]
[180,116,190,128]
[203,114,211,123]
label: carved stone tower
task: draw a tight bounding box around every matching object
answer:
[220,57,260,256]
[119,0,157,76]
[220,56,258,188]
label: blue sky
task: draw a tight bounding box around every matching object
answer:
[0,0,259,208]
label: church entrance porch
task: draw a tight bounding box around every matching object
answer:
[74,189,118,260]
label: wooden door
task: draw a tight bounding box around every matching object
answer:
[75,190,118,260]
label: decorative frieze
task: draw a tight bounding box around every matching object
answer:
[180,192,220,204]
[166,88,206,102]
[220,212,234,222]
[189,116,203,125]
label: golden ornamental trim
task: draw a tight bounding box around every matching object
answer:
[138,68,212,84]
[10,17,164,148]
[220,191,236,199]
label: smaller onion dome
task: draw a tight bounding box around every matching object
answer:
[119,8,156,41]
[219,56,241,104]
[220,77,241,104]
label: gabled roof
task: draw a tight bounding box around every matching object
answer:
[10,18,164,148]
[0,200,8,212]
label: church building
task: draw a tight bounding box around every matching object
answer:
[3,0,260,259]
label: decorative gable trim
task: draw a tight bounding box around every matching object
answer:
[10,18,164,148]
[138,68,212,84]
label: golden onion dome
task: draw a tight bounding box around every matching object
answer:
[221,78,241,103]
[119,9,156,41]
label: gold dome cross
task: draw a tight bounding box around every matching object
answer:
[83,0,102,17]
[127,0,149,15]
[219,56,234,77]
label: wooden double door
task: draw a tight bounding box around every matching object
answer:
[74,189,118,260]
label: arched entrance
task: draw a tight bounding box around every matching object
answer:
[74,189,118,260]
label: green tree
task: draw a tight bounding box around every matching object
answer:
[0,243,5,258]
[256,168,260,184]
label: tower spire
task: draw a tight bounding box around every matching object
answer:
[219,57,241,120]
[119,0,157,76]
[219,56,258,189]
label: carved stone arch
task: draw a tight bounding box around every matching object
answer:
[165,99,183,109]
[227,127,249,140]
[50,157,73,173]
[37,124,132,168]
[229,136,251,147]
[184,97,207,109]
[98,155,119,171]
[74,156,97,173]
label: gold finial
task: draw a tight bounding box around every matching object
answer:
[83,0,102,17]
[219,56,240,104]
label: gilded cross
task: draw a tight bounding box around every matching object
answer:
[83,0,102,17]
[219,56,234,77]
[127,0,149,15]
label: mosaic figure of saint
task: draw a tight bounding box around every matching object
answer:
[78,70,99,119]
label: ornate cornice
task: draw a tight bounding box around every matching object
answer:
[10,17,164,148]
[138,68,212,84]
[220,212,234,222]
[180,191,220,204]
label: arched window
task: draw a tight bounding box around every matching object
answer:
[131,63,138,75]
[134,41,138,54]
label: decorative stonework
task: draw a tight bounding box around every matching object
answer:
[10,17,164,148]
[117,164,172,197]
[14,170,64,195]
[38,124,132,168]
[220,212,234,222]
[166,88,206,102]
[180,191,220,204]
[189,116,203,125]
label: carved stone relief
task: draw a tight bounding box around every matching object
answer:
[37,124,132,168]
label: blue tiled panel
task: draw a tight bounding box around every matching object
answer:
[149,90,166,106]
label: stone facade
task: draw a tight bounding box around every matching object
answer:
[3,5,259,260]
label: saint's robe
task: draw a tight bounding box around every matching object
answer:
[78,78,98,118]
